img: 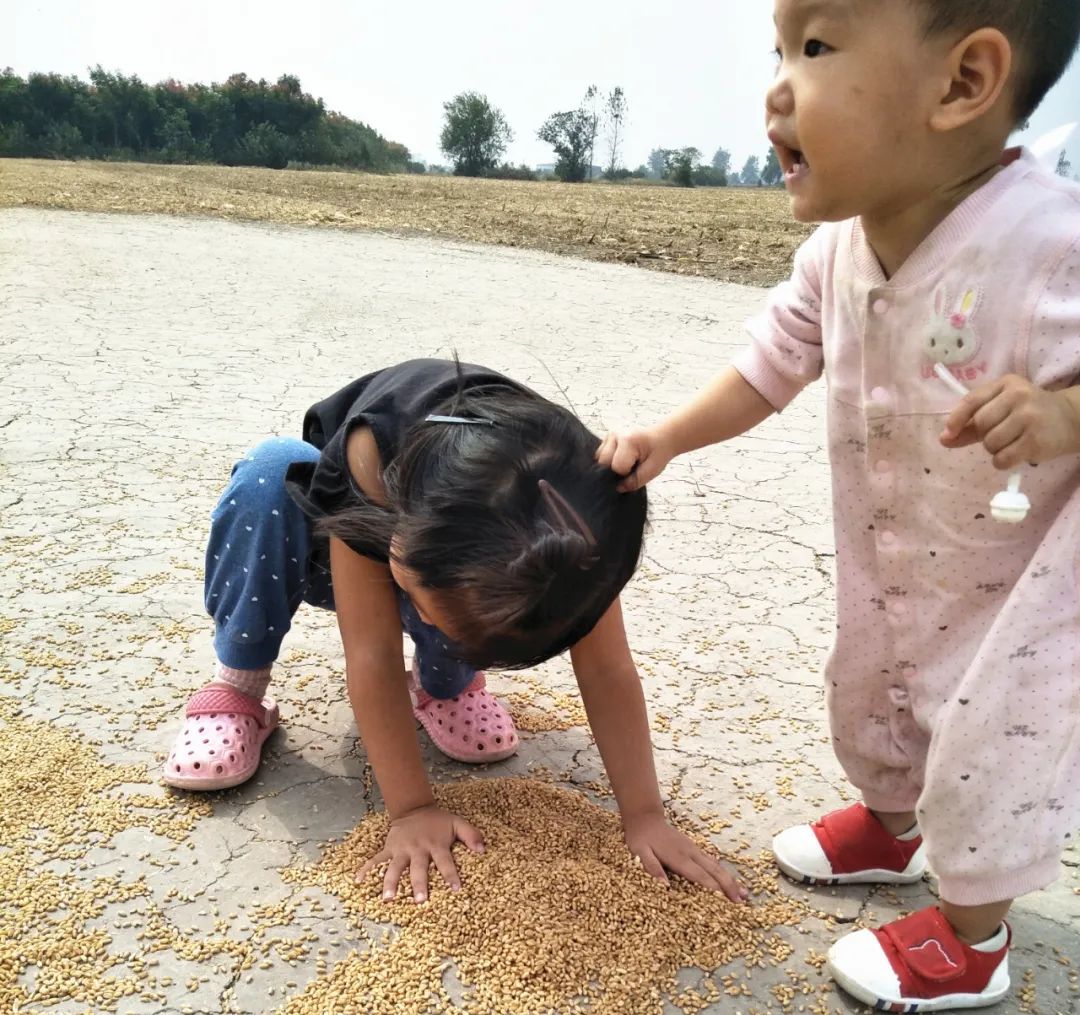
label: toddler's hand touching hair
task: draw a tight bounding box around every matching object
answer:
[596,427,675,492]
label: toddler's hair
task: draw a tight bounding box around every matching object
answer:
[912,0,1080,122]
[325,380,647,670]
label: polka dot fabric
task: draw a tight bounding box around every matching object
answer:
[203,436,478,694]
[734,149,1080,906]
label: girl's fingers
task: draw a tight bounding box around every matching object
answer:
[453,818,486,854]
[635,847,670,884]
[700,853,749,901]
[668,855,747,903]
[432,848,462,892]
[356,848,391,882]
[713,867,750,903]
[410,854,430,903]
[381,855,409,901]
[668,854,722,892]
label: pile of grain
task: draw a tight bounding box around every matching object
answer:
[0,695,226,1012]
[281,778,810,1015]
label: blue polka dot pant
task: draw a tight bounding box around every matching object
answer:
[204,437,477,699]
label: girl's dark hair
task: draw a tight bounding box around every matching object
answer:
[913,0,1080,122]
[322,379,647,670]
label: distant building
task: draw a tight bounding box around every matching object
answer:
[535,164,606,178]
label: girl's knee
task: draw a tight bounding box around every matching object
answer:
[218,438,317,515]
[241,437,319,476]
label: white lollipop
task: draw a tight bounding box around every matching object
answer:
[990,473,1031,524]
[932,363,1030,524]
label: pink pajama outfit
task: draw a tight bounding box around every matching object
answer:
[733,149,1080,906]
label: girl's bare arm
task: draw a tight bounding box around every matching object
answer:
[569,598,663,819]
[330,535,435,819]
[570,599,746,898]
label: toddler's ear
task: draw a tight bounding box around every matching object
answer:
[931,27,1013,133]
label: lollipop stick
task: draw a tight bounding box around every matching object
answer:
[933,362,969,397]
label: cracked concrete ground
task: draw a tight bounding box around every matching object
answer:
[0,207,1076,1014]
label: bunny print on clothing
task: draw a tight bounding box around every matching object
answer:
[923,286,983,376]
[731,148,1080,906]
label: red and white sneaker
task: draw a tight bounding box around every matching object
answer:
[828,906,1011,1011]
[772,802,926,885]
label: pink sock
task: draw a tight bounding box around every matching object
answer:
[215,662,272,699]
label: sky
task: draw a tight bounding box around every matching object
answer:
[9,0,1080,173]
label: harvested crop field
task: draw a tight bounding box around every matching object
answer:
[0,159,810,286]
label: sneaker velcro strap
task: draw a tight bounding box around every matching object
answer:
[879,908,968,984]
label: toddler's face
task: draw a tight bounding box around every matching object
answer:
[767,0,945,223]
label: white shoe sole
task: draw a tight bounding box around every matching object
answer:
[773,823,927,886]
[775,854,927,886]
[828,951,1010,1012]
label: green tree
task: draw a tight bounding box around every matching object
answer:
[647,147,673,179]
[711,146,731,175]
[0,68,409,171]
[538,92,599,183]
[739,155,761,186]
[761,148,782,185]
[159,108,198,162]
[693,164,728,187]
[671,146,701,187]
[582,84,599,179]
[237,121,290,169]
[439,92,512,177]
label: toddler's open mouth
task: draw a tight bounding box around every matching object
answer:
[770,134,811,184]
[782,146,810,182]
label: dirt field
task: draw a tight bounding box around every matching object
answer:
[0,159,809,286]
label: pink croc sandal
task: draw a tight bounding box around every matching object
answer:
[408,664,519,763]
[162,686,279,791]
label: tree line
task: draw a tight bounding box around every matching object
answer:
[2,68,869,186]
[439,88,783,187]
[0,68,412,171]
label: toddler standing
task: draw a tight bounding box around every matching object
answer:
[601,1,1080,1008]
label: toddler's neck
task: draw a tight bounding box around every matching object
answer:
[860,151,1010,280]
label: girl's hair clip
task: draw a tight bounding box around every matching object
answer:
[424,414,495,426]
[538,479,598,550]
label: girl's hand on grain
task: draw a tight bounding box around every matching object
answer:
[357,804,485,902]
[622,811,749,902]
